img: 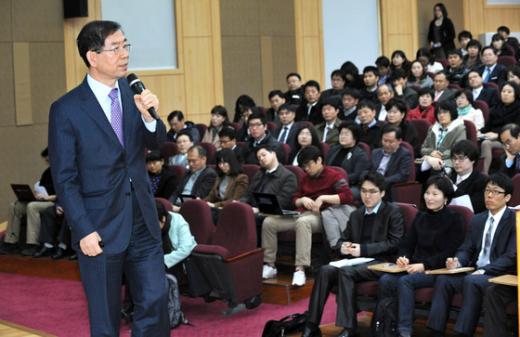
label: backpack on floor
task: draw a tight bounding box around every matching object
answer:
[166,273,189,329]
[261,311,307,337]
[371,297,398,337]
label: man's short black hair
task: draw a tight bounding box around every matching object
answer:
[385,98,408,116]
[298,145,322,167]
[268,90,285,100]
[304,80,321,92]
[321,97,340,110]
[381,124,402,140]
[375,56,390,68]
[331,69,345,79]
[487,172,513,196]
[363,66,379,77]
[341,88,361,100]
[497,26,510,35]
[481,46,497,56]
[424,175,455,204]
[77,20,122,67]
[146,150,163,163]
[434,71,448,81]
[458,30,473,41]
[467,69,482,78]
[357,99,376,111]
[278,103,298,113]
[447,49,463,58]
[248,111,267,125]
[360,171,387,193]
[286,72,302,81]
[218,126,237,140]
[167,110,184,122]
[451,140,480,162]
[177,130,193,142]
[500,123,520,139]
[255,144,277,156]
[389,68,407,82]
[467,39,482,50]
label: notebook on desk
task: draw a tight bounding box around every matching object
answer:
[253,192,300,216]
[10,184,36,202]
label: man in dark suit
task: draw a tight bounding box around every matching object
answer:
[146,150,177,200]
[242,111,284,165]
[218,127,244,163]
[360,66,380,103]
[356,100,383,149]
[433,72,456,103]
[48,21,169,336]
[370,124,412,187]
[170,145,217,211]
[166,110,200,143]
[339,88,360,122]
[498,25,519,59]
[296,80,323,124]
[273,104,299,150]
[265,90,286,124]
[316,97,342,146]
[427,173,516,337]
[479,46,508,86]
[499,123,520,177]
[467,69,499,109]
[302,172,404,337]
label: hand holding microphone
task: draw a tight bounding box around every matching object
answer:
[127,73,159,121]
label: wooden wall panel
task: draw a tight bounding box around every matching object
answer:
[140,73,186,119]
[0,42,15,126]
[463,0,520,37]
[380,0,418,58]
[0,0,12,42]
[181,0,212,37]
[13,42,32,126]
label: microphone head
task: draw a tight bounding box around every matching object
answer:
[127,73,145,93]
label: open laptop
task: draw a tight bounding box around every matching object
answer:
[253,192,300,216]
[10,184,37,202]
[179,194,196,203]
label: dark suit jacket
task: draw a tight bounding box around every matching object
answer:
[273,122,300,150]
[316,119,342,145]
[434,88,456,103]
[456,207,517,276]
[296,102,323,125]
[170,166,217,204]
[479,64,508,86]
[48,77,166,253]
[205,173,249,207]
[243,132,284,165]
[449,171,488,214]
[475,87,499,110]
[336,201,405,261]
[370,145,412,184]
[359,121,383,149]
[500,154,520,178]
[151,167,177,200]
[325,145,370,186]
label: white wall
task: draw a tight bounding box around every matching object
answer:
[322,0,381,88]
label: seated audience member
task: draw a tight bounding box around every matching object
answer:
[497,25,519,57]
[433,72,456,103]
[370,124,412,191]
[235,105,255,142]
[374,84,394,122]
[232,94,256,123]
[448,140,488,213]
[166,110,200,143]
[169,145,217,211]
[316,97,342,145]
[389,69,418,109]
[321,69,346,100]
[408,59,434,89]
[454,89,485,132]
[240,145,297,211]
[375,56,391,86]
[420,101,466,175]
[457,30,473,57]
[273,104,300,150]
[356,100,383,149]
[205,148,248,208]
[265,90,286,124]
[218,127,244,163]
[479,46,508,86]
[2,148,56,256]
[446,49,470,87]
[463,39,483,69]
[325,122,370,199]
[146,150,177,200]
[483,284,518,337]
[201,105,230,149]
[341,61,363,89]
[480,81,520,174]
[285,72,304,106]
[339,88,361,122]
[416,47,444,75]
[508,64,520,85]
[491,33,515,57]
[168,132,193,168]
[33,204,72,260]
[360,66,379,103]
[467,69,499,110]
[407,87,436,124]
[427,173,516,337]
[262,146,353,286]
[301,172,404,337]
[378,175,465,337]
[500,123,520,177]
[390,50,411,73]
[385,98,418,153]
[297,80,323,124]
[242,111,283,165]
[289,125,321,166]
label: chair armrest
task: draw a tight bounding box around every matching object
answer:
[193,244,232,259]
[224,248,264,263]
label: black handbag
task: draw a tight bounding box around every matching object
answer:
[262,311,307,337]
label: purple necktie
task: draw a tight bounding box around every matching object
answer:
[108,88,124,145]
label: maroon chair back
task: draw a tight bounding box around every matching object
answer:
[179,199,215,245]
[319,142,330,158]
[231,122,242,131]
[462,119,478,143]
[194,123,208,138]
[357,142,371,160]
[474,100,489,124]
[329,166,349,184]
[160,141,178,159]
[408,119,431,147]
[400,141,415,181]
[279,143,291,164]
[447,205,474,234]
[212,203,257,257]
[284,165,305,185]
[510,174,520,207]
[266,122,277,133]
[448,83,461,90]
[242,164,261,182]
[498,55,517,66]
[199,142,217,165]
[155,197,173,212]
[484,82,499,91]
[167,165,187,181]
[395,202,418,234]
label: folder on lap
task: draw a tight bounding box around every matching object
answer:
[329,257,375,268]
[488,274,517,287]
[367,262,406,273]
[425,267,475,275]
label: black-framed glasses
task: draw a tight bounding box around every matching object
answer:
[96,43,131,55]
[484,188,506,196]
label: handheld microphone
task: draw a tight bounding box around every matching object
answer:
[127,73,159,120]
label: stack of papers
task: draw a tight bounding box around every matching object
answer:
[329,257,375,268]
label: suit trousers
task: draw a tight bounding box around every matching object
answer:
[484,284,517,337]
[262,211,321,267]
[427,274,491,336]
[38,205,70,247]
[78,193,169,337]
[307,263,380,331]
[4,200,53,245]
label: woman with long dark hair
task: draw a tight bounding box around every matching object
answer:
[289,124,321,165]
[201,105,231,149]
[427,3,455,59]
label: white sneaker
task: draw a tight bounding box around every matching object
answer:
[291,270,306,286]
[262,264,277,279]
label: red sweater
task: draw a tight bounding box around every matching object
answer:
[407,105,435,124]
[292,166,353,211]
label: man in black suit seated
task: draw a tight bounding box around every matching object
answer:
[448,140,488,213]
[389,69,418,109]
[499,123,520,177]
[296,80,323,124]
[285,72,304,106]
[146,150,177,200]
[265,90,286,124]
[242,111,284,165]
[467,69,499,109]
[316,97,342,146]
[166,110,200,143]
[374,84,395,122]
[427,173,517,337]
[320,69,346,101]
[302,172,404,337]
[273,104,299,150]
[479,46,508,87]
[370,124,412,189]
[33,204,73,260]
[356,100,383,149]
[170,145,217,212]
[218,127,244,163]
[433,72,456,104]
[360,66,379,103]
[339,88,360,122]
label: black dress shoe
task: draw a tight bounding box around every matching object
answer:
[0,242,19,255]
[33,245,53,258]
[302,326,322,337]
[336,328,357,337]
[21,244,39,256]
[52,247,66,260]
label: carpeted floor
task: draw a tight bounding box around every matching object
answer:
[0,272,338,337]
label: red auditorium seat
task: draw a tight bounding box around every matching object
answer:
[160,141,178,160]
[474,100,489,124]
[179,199,215,245]
[199,142,217,165]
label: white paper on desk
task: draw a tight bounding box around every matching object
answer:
[34,181,48,197]
[450,195,473,212]
[329,257,375,268]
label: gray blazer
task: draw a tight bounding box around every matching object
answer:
[421,119,466,167]
[371,145,412,184]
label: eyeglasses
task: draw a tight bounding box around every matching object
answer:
[361,188,380,195]
[96,43,131,55]
[248,122,264,129]
[451,155,468,162]
[484,188,506,196]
